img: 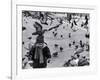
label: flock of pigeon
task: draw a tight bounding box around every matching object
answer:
[22,11,90,69]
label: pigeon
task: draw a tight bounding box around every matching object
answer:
[73,41,75,45]
[75,45,78,50]
[60,47,63,52]
[54,33,57,37]
[85,33,89,39]
[22,41,24,45]
[22,26,26,31]
[68,33,71,38]
[54,44,58,48]
[61,35,63,38]
[69,43,71,47]
[53,52,58,57]
[28,37,32,40]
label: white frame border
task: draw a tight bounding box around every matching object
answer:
[11,1,97,80]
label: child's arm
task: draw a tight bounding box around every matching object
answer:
[47,24,61,31]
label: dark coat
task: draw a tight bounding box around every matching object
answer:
[29,46,51,68]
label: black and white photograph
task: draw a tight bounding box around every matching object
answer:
[22,11,90,69]
[0,0,99,80]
